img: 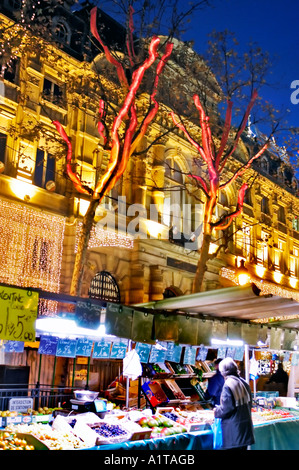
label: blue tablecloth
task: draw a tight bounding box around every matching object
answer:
[252,418,299,450]
[83,417,299,451]
[87,429,213,451]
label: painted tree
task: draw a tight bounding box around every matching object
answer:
[53,6,174,295]
[168,30,299,293]
[171,89,269,292]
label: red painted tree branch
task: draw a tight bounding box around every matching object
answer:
[90,6,128,88]
[52,120,92,196]
[213,182,248,230]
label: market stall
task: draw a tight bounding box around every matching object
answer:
[2,283,299,450]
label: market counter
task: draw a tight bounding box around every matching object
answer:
[83,416,299,451]
[252,417,299,450]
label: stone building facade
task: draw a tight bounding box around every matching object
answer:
[0,0,299,316]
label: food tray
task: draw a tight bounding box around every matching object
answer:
[17,432,50,450]
[89,422,131,446]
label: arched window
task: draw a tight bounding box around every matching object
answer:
[88,271,120,303]
[52,17,72,45]
[260,156,269,173]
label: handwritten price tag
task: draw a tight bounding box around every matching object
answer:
[0,286,39,342]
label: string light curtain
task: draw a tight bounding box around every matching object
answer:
[0,198,65,292]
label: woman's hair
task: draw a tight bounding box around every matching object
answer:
[219,357,239,378]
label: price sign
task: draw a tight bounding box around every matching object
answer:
[4,340,25,353]
[0,286,39,342]
[149,342,167,363]
[75,300,101,329]
[183,345,197,365]
[76,338,93,357]
[166,343,182,363]
[92,338,111,358]
[38,335,58,355]
[110,340,128,359]
[56,338,77,358]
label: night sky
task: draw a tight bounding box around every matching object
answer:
[181,0,299,131]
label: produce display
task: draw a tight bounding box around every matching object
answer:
[137,414,187,437]
[5,423,86,450]
[2,399,299,450]
[0,431,35,450]
[252,408,298,424]
[161,408,214,430]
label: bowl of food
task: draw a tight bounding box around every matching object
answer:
[73,390,99,402]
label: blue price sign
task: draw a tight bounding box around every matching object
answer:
[38,336,58,355]
[56,338,77,358]
[76,338,93,357]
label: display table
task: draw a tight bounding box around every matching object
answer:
[87,429,214,451]
[84,416,299,451]
[252,417,299,450]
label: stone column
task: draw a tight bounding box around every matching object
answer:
[149,265,164,301]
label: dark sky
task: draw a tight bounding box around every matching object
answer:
[181,0,299,130]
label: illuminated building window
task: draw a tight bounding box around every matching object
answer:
[242,223,251,260]
[277,205,286,224]
[274,239,285,272]
[261,196,270,214]
[43,78,65,107]
[257,230,269,267]
[290,247,299,277]
[88,271,120,303]
[33,149,55,189]
[0,133,7,165]
[163,158,185,231]
[292,216,299,232]
[244,188,252,206]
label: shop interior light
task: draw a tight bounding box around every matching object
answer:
[211,338,244,347]
[35,317,111,339]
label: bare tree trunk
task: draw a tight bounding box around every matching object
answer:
[192,231,212,293]
[70,198,99,296]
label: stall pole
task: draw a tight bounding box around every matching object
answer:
[52,356,57,388]
[85,356,91,390]
[125,341,132,408]
[72,357,77,388]
[245,344,250,383]
[37,353,42,386]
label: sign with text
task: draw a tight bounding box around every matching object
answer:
[183,345,197,365]
[56,338,77,358]
[76,338,93,357]
[9,398,33,413]
[92,338,111,358]
[4,340,25,353]
[38,335,59,355]
[0,286,39,342]
[166,343,182,363]
[75,300,101,329]
[135,342,151,363]
[149,342,167,363]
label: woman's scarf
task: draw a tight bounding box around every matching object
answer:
[225,375,251,407]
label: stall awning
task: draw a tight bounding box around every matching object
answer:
[135,284,299,326]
